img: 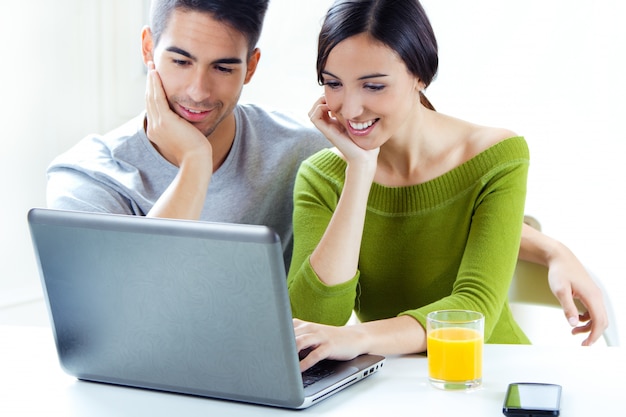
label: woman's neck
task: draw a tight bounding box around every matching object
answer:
[375,109,461,186]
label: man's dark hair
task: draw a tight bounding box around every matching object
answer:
[150,0,270,55]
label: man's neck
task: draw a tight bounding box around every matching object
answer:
[207,111,237,172]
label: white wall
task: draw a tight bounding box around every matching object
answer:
[1,0,99,305]
[1,0,624,343]
[0,0,147,306]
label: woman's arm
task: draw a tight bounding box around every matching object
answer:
[306,96,379,286]
[294,315,425,372]
[402,144,530,342]
[309,160,377,285]
[288,97,379,323]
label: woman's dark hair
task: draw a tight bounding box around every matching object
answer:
[149,0,269,57]
[317,0,438,110]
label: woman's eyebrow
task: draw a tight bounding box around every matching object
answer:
[321,69,388,80]
[358,73,388,80]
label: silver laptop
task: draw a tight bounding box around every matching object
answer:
[27,208,384,409]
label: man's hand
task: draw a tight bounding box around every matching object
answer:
[145,61,213,169]
[546,246,608,346]
[144,62,213,220]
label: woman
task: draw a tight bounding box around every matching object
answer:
[288,0,531,371]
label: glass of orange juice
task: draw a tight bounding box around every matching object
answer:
[426,310,484,390]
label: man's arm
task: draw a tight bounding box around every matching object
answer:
[518,221,608,345]
[144,61,213,220]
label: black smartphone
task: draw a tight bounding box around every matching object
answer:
[502,382,562,417]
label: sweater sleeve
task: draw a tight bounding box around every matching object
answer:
[287,151,358,325]
[402,148,529,342]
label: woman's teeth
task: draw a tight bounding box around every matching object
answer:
[349,120,375,131]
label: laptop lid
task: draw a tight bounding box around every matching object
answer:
[27,208,384,409]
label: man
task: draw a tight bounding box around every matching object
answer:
[47,0,329,267]
[46,0,607,345]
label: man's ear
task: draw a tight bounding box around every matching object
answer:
[141,26,154,65]
[244,48,261,84]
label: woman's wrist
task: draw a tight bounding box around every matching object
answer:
[355,315,427,355]
[349,322,373,356]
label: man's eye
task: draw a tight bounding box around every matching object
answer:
[172,59,190,66]
[216,65,234,74]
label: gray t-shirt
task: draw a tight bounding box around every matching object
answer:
[47,104,330,267]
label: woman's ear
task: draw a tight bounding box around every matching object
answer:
[415,77,427,92]
[141,26,154,65]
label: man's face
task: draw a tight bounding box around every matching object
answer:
[142,10,258,138]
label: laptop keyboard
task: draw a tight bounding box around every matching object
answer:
[301,362,337,388]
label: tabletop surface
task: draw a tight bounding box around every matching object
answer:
[1,325,621,416]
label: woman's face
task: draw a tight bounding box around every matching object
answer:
[321,33,422,150]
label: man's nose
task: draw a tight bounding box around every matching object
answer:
[186,69,212,103]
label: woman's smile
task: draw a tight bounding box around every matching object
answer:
[348,118,379,136]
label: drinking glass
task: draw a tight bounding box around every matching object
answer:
[426,310,484,390]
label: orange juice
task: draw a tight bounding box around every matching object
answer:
[427,327,483,382]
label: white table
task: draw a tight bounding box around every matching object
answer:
[1,325,621,416]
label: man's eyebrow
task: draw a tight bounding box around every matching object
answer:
[165,46,196,61]
[164,46,244,66]
[213,57,244,65]
[321,70,388,80]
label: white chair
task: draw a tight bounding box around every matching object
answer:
[509,216,619,346]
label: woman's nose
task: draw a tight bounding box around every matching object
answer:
[337,90,364,120]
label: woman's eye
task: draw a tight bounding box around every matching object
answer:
[323,80,342,89]
[365,84,385,92]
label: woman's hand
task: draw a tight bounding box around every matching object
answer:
[308,96,379,167]
[293,318,366,372]
[293,316,425,372]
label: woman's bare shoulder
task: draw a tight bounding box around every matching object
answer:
[435,112,517,149]
[437,112,519,164]
[465,124,518,157]
[469,125,518,145]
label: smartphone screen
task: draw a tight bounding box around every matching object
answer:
[502,383,561,416]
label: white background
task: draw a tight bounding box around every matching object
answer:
[1,0,624,344]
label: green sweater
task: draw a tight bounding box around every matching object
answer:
[287,136,530,344]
